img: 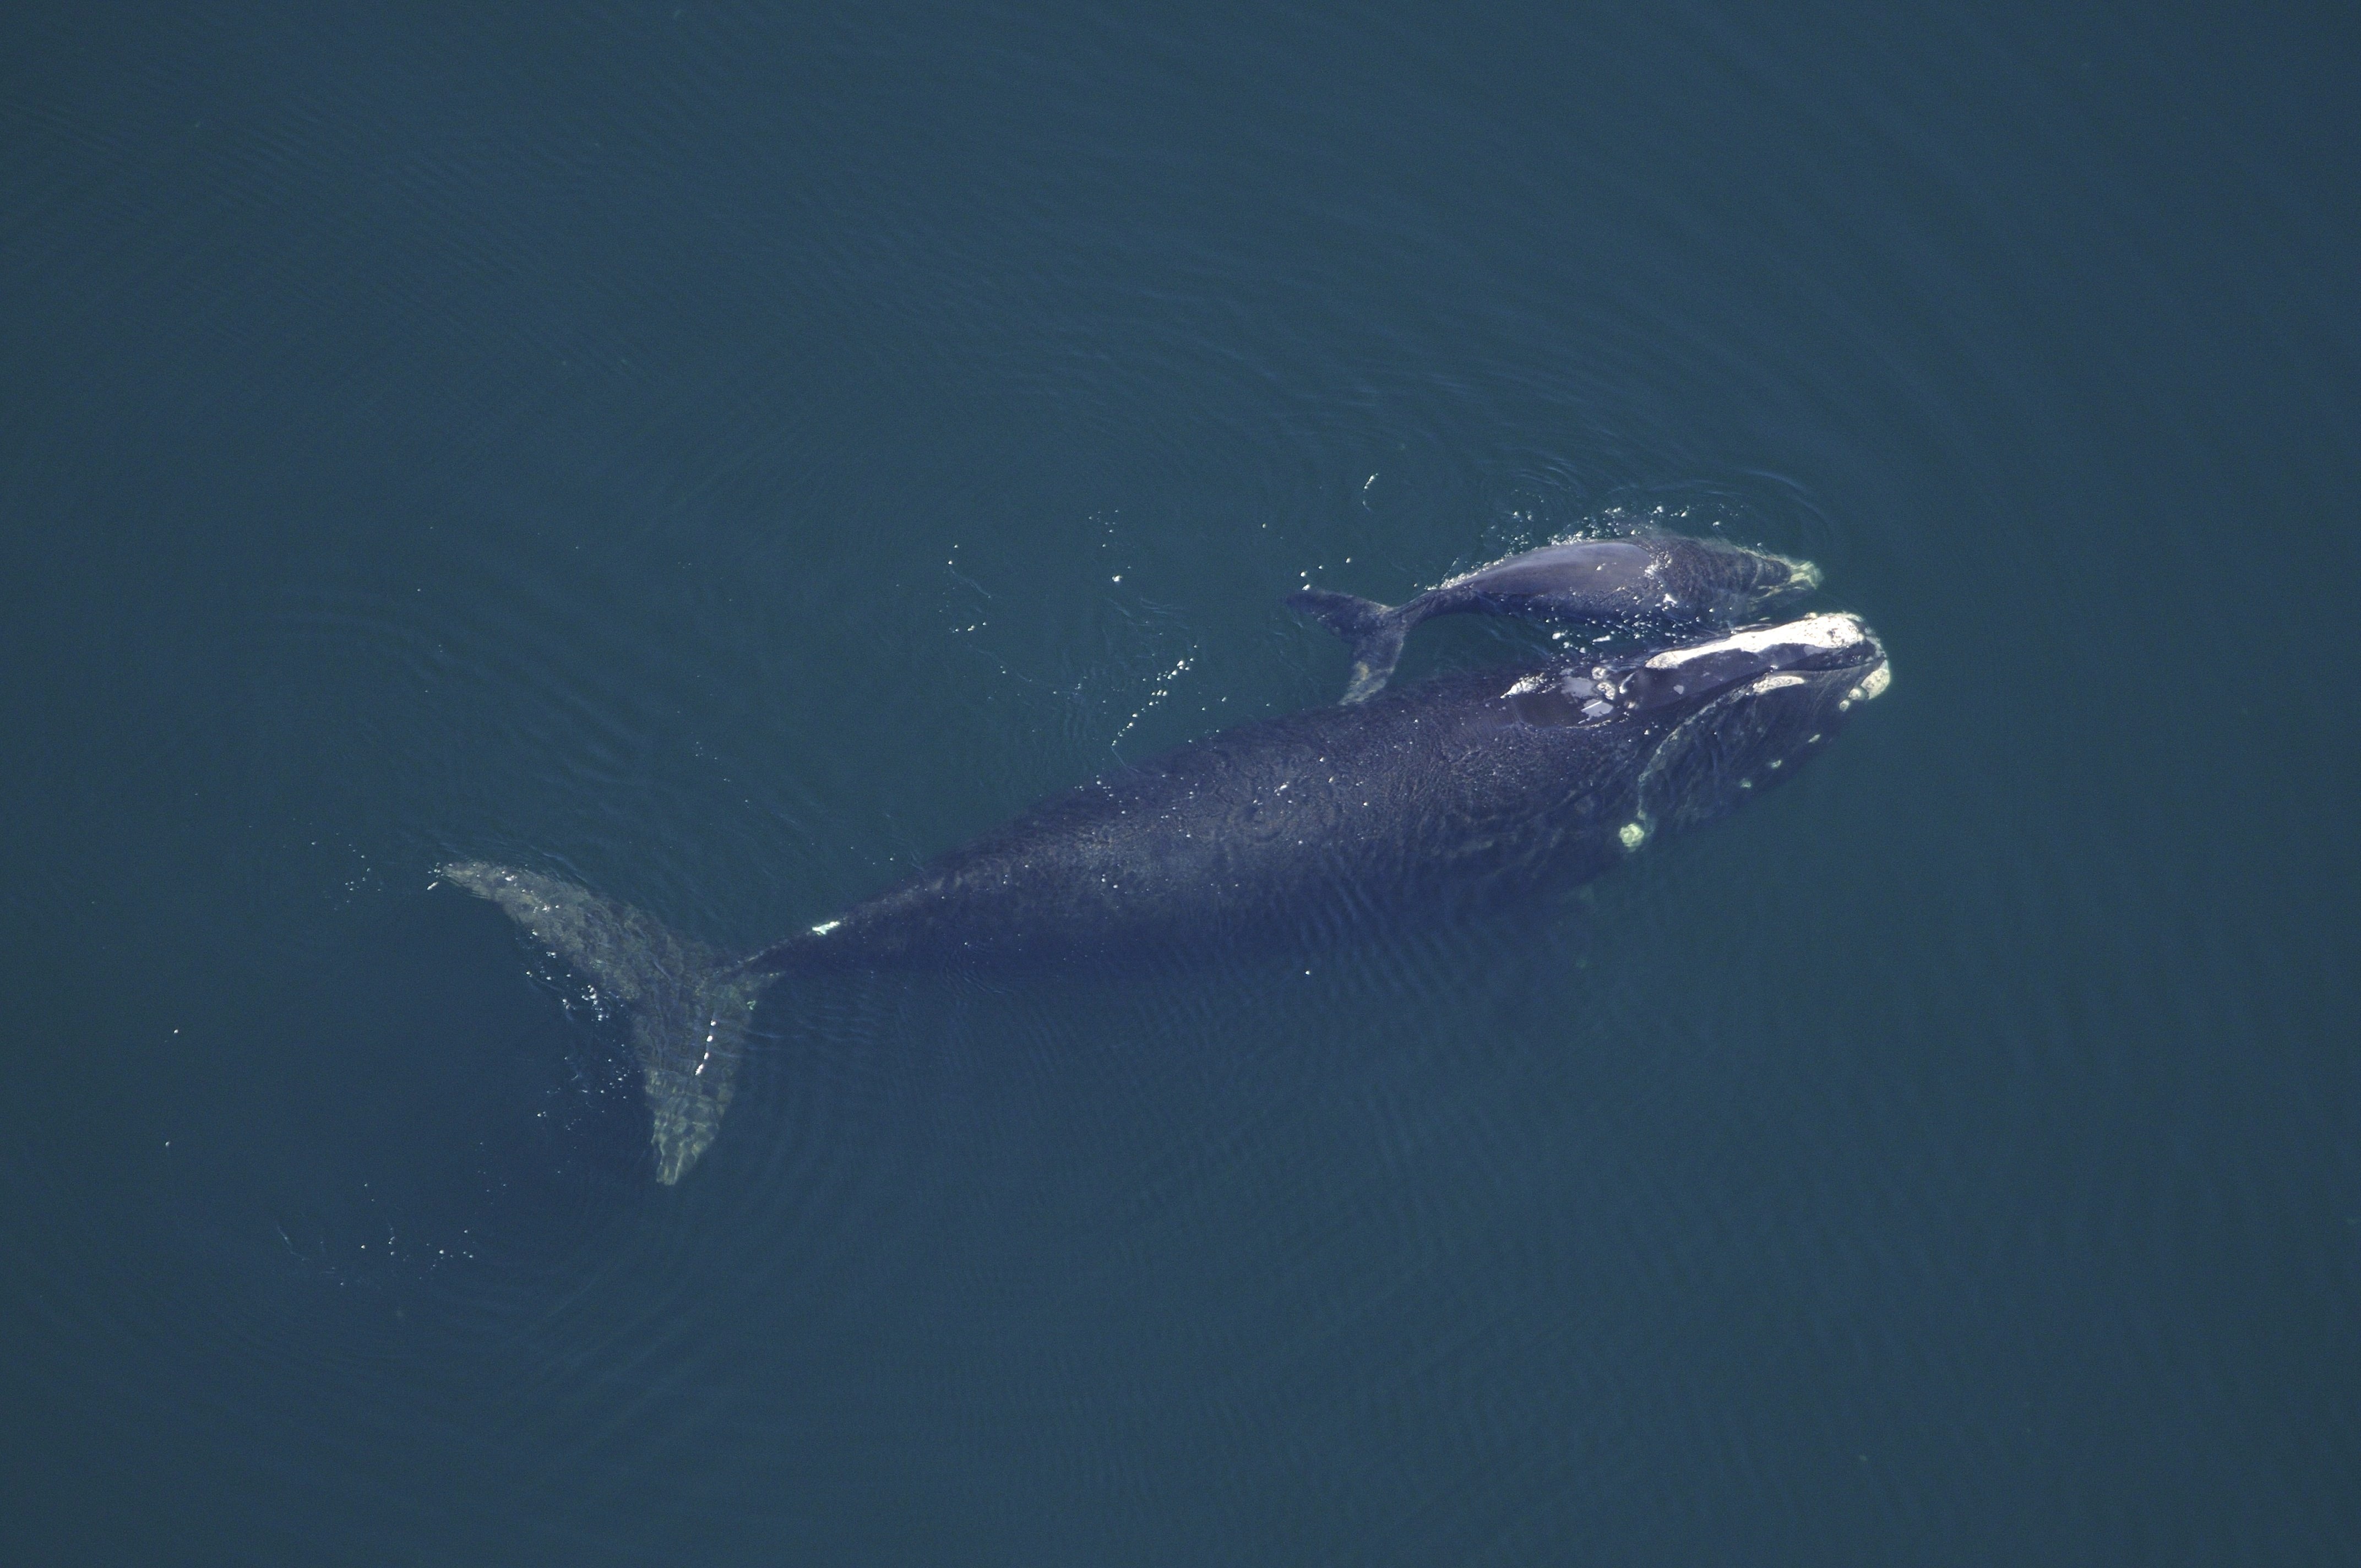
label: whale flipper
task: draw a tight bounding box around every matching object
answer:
[1287,587,1411,705]
[442,862,770,1184]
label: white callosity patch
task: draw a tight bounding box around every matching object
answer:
[1837,660,1893,711]
[1618,820,1649,848]
[1644,612,1868,670]
[1505,669,1618,723]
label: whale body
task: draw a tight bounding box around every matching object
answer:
[1290,531,1820,704]
[447,612,1888,1183]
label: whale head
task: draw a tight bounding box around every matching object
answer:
[1609,612,1889,840]
[1638,530,1824,622]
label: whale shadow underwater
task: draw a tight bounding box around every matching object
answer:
[445,564,1888,1184]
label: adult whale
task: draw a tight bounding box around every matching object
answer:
[1290,531,1820,704]
[446,612,1889,1183]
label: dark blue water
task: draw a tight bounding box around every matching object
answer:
[5,4,2355,1562]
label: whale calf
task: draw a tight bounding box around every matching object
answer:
[447,611,1887,1183]
[1289,532,1820,704]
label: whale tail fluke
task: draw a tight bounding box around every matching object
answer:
[1286,587,1408,705]
[440,861,770,1184]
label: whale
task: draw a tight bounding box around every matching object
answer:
[1289,531,1820,704]
[445,611,1888,1183]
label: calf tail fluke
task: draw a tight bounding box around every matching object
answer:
[1286,587,1408,704]
[441,861,771,1184]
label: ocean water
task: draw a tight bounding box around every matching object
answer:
[3,3,2355,1562]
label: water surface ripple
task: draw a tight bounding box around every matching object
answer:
[2,3,2354,1563]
